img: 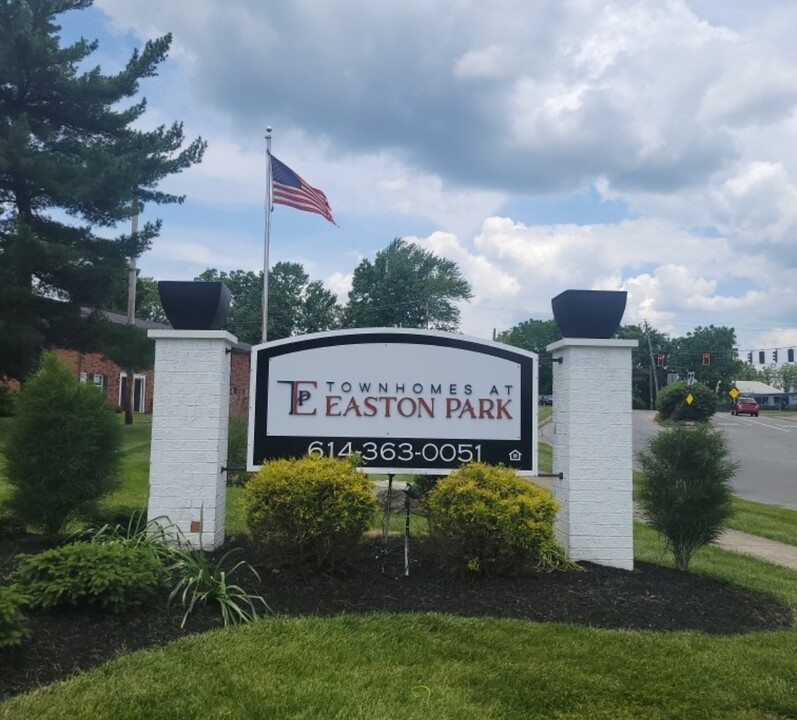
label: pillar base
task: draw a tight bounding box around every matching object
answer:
[147,330,236,550]
[546,338,637,570]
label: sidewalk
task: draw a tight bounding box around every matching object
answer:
[715,529,797,571]
[630,502,797,571]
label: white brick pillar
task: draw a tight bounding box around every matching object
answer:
[147,330,237,550]
[545,338,638,570]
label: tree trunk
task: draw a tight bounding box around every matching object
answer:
[125,367,134,425]
[676,545,690,572]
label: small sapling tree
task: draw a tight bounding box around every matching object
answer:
[5,352,122,534]
[638,424,736,571]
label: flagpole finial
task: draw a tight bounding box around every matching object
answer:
[266,125,272,137]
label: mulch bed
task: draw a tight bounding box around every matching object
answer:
[0,531,793,701]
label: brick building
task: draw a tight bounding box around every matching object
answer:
[57,347,156,413]
[228,346,251,415]
[57,341,252,416]
[4,310,253,416]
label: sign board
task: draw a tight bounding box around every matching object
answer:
[248,329,538,475]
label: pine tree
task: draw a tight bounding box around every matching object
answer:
[0,0,206,379]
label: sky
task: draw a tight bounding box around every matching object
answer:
[56,0,797,357]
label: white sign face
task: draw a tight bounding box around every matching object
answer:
[248,329,538,475]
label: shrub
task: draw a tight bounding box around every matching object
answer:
[78,510,267,626]
[14,542,168,612]
[0,385,17,417]
[5,352,122,534]
[638,424,737,571]
[424,462,569,575]
[244,455,377,571]
[0,585,30,648]
[656,380,717,422]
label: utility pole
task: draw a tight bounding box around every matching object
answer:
[644,322,659,409]
[124,212,138,426]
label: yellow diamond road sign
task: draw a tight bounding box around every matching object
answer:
[729,387,739,400]
[686,393,694,405]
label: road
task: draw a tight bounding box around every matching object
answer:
[635,410,797,509]
[542,410,797,509]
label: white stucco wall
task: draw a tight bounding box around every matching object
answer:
[147,330,236,550]
[547,338,637,570]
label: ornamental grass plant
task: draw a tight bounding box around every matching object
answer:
[80,509,268,627]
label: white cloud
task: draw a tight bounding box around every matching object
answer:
[406,214,797,348]
[325,271,353,302]
[85,0,797,351]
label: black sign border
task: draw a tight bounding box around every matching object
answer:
[249,331,536,474]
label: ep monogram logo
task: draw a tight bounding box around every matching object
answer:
[277,380,317,415]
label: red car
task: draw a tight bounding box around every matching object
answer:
[732,397,760,417]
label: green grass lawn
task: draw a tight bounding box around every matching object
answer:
[3,416,797,717]
[727,497,797,546]
[94,417,153,521]
[2,527,796,719]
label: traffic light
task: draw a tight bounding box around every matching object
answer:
[773,349,778,363]
[747,351,753,363]
[657,354,665,367]
[702,352,711,365]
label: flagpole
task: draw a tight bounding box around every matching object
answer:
[262,126,273,343]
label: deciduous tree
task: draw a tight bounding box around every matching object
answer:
[196,263,341,344]
[106,276,167,324]
[616,323,672,409]
[668,326,740,394]
[496,319,561,395]
[344,238,472,331]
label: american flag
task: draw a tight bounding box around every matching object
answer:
[271,154,336,225]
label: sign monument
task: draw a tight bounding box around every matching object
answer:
[248,328,538,475]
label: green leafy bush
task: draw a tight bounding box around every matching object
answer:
[14,542,168,612]
[79,510,267,626]
[638,423,736,571]
[0,385,17,417]
[424,462,569,575]
[656,380,717,422]
[5,352,122,534]
[0,585,30,648]
[244,455,377,571]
